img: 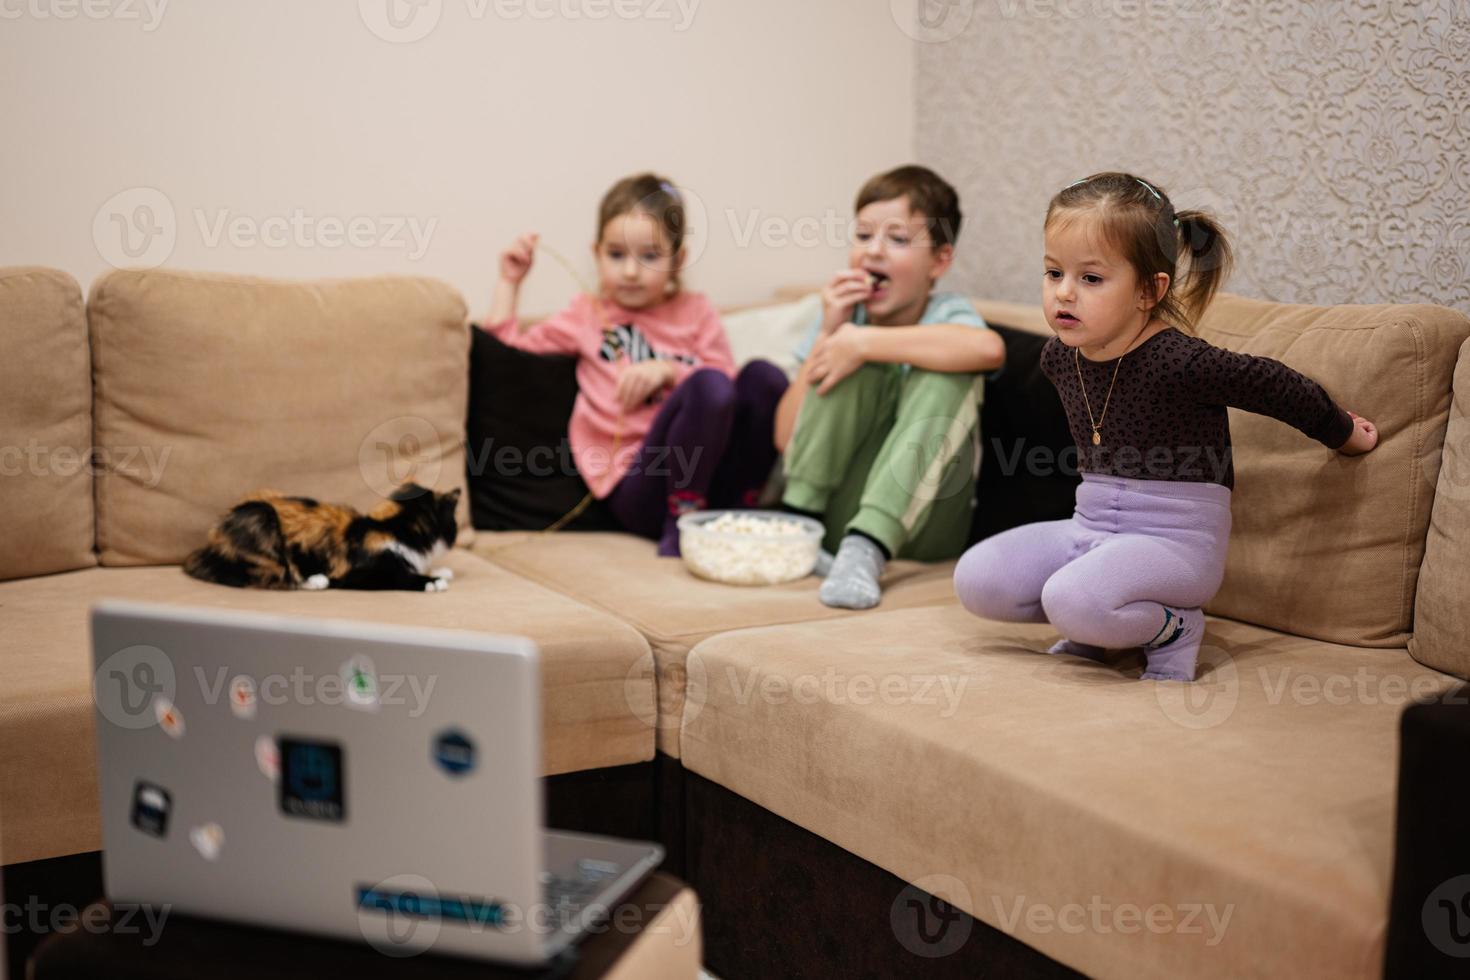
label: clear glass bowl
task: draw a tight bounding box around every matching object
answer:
[677,510,825,586]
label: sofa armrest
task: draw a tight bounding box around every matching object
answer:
[1385,685,1470,976]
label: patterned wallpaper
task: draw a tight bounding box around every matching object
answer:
[913,0,1470,314]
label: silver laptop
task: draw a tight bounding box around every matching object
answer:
[91,600,664,965]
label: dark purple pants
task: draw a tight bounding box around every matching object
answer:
[606,360,788,548]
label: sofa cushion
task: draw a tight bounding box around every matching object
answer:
[0,267,95,581]
[1409,338,1470,679]
[474,532,959,756]
[973,324,1081,542]
[87,269,473,566]
[680,606,1460,980]
[0,551,654,865]
[465,327,617,533]
[1195,293,1470,647]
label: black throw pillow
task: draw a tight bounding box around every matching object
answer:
[465,327,617,532]
[970,324,1081,543]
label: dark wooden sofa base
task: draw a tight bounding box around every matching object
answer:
[10,686,1470,980]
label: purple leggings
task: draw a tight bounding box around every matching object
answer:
[606,360,788,544]
[953,473,1232,648]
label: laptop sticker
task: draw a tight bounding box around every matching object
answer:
[432,729,476,777]
[130,781,172,838]
[279,737,346,823]
[154,697,185,739]
[342,656,379,711]
[229,675,257,719]
[190,822,224,861]
[255,734,280,782]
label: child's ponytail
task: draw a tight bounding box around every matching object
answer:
[1170,209,1233,330]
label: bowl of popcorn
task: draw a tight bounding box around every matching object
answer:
[678,510,825,586]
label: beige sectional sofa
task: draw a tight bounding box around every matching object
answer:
[3,264,1468,979]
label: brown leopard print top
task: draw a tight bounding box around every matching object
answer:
[1040,328,1354,489]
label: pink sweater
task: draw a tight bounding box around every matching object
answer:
[483,291,736,498]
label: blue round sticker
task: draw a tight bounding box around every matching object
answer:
[432,729,476,777]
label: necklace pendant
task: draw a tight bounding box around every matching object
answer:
[1091,430,1101,446]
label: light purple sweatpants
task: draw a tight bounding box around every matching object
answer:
[953,473,1232,649]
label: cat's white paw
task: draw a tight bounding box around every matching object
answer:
[429,567,454,582]
[302,574,330,591]
[424,578,449,593]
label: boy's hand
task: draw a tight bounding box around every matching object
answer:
[1338,411,1379,456]
[616,360,676,412]
[820,269,873,336]
[499,232,539,284]
[808,323,869,395]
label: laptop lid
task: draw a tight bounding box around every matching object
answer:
[91,600,552,964]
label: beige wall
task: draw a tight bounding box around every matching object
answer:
[0,0,916,312]
[916,1,1470,316]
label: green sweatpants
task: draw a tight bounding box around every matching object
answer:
[782,363,982,562]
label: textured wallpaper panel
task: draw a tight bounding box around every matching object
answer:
[914,0,1470,313]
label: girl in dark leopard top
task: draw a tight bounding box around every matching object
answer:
[954,172,1379,681]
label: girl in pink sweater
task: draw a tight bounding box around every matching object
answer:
[483,173,788,555]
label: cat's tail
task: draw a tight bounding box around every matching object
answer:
[183,500,294,589]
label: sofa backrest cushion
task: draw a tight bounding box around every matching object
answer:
[465,327,617,532]
[88,269,472,566]
[0,267,97,580]
[1197,293,1470,647]
[972,323,1081,542]
[1409,339,1470,678]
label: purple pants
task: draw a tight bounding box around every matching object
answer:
[953,473,1232,649]
[606,360,788,546]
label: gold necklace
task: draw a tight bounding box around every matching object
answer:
[1075,345,1125,446]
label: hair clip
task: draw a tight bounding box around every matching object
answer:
[1135,178,1163,201]
[658,180,681,201]
[1066,177,1090,188]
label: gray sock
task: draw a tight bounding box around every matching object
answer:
[813,549,836,578]
[819,535,886,610]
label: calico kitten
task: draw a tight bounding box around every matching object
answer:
[184,483,460,592]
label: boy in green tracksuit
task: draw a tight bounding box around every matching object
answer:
[775,165,1005,609]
